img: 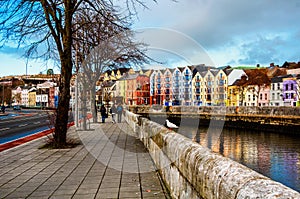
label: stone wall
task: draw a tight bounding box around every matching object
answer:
[124,111,300,199]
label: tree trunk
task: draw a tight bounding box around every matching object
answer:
[54,57,72,146]
[53,2,73,146]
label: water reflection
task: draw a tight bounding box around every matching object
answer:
[178,126,300,192]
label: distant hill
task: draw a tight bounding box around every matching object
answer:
[233,65,267,70]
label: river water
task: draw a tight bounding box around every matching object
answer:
[174,124,300,192]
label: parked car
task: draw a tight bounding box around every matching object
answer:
[13,105,21,110]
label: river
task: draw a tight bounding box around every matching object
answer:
[174,124,300,192]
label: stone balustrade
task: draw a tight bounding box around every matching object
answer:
[124,110,300,199]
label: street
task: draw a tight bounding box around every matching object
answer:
[0,109,55,144]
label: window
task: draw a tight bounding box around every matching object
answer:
[265,93,267,100]
[291,84,294,90]
[253,95,255,101]
[272,84,275,91]
[260,93,262,100]
[248,95,251,101]
[286,84,288,90]
[277,83,280,90]
[277,93,281,100]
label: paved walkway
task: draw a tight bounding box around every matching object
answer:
[0,118,170,199]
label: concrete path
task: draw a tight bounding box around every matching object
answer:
[0,118,170,199]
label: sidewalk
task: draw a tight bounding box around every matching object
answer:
[0,117,170,199]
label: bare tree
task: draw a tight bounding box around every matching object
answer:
[0,0,156,147]
[79,29,148,125]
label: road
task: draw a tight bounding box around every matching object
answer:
[0,109,55,144]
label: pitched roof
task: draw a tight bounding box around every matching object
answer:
[271,75,291,83]
[243,69,270,85]
[281,61,300,69]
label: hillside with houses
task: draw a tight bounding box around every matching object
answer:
[1,61,300,108]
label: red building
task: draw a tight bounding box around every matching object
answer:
[125,74,150,105]
[136,76,150,105]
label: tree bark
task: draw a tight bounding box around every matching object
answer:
[53,1,73,146]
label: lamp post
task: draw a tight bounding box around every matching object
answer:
[2,84,4,105]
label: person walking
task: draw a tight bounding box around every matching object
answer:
[100,104,107,123]
[117,103,123,123]
[110,104,117,123]
[1,105,5,113]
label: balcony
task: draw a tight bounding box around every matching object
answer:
[173,89,179,94]
[218,87,225,93]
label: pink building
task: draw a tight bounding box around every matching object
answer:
[258,85,270,106]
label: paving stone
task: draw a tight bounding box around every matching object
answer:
[0,121,170,199]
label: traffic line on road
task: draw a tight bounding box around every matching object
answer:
[0,127,10,132]
[0,121,75,152]
[18,124,28,127]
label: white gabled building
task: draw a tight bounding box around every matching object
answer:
[172,67,183,105]
[162,68,173,106]
[181,66,194,105]
[192,70,204,106]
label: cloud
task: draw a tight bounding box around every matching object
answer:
[0,45,24,56]
[134,0,300,66]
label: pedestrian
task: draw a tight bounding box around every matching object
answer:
[1,105,5,113]
[110,104,117,123]
[100,104,107,123]
[117,103,123,123]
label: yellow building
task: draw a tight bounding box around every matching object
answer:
[203,70,215,106]
[227,85,240,106]
[28,89,36,107]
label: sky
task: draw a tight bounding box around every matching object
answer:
[1,0,300,76]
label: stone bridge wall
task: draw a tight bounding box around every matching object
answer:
[124,111,300,199]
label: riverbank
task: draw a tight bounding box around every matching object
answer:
[137,112,300,134]
[126,105,300,133]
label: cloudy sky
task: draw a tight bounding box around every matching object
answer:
[1,0,300,76]
[133,0,300,68]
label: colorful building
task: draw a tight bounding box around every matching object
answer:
[172,68,182,105]
[163,68,173,106]
[181,66,193,105]
[192,69,204,106]
[136,75,150,105]
[270,76,284,106]
[215,69,227,106]
[282,76,299,106]
[258,85,270,106]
